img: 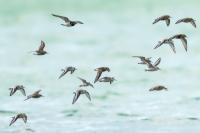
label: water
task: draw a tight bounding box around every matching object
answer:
[0,0,200,132]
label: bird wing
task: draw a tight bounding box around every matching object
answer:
[72,92,79,104]
[38,41,45,51]
[9,88,13,96]
[94,71,102,83]
[74,21,84,24]
[52,14,70,23]
[58,70,67,79]
[84,91,91,101]
[20,88,26,96]
[153,57,161,66]
[77,77,87,83]
[175,19,182,24]
[22,115,27,123]
[180,38,187,52]
[154,41,163,49]
[190,20,197,28]
[165,19,170,26]
[9,117,16,126]
[152,17,161,24]
[132,56,145,60]
[168,42,176,53]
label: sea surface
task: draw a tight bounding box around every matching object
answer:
[0,0,200,133]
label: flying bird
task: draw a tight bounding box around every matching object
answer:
[72,89,91,104]
[9,85,26,96]
[98,77,116,84]
[58,66,77,79]
[31,40,47,55]
[52,14,83,27]
[145,57,161,72]
[154,38,176,53]
[9,113,27,126]
[94,67,110,83]
[132,56,152,65]
[169,34,188,52]
[149,85,168,91]
[24,90,43,101]
[175,17,196,28]
[77,77,94,88]
[153,15,171,26]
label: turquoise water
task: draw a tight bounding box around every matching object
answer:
[0,0,200,132]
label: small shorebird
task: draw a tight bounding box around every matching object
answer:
[153,15,171,26]
[175,18,196,28]
[149,85,168,91]
[77,77,94,88]
[169,34,188,52]
[145,57,161,72]
[52,14,83,27]
[9,85,26,96]
[98,77,116,84]
[132,56,152,65]
[9,113,27,126]
[58,66,77,79]
[72,89,91,104]
[31,40,47,55]
[24,90,43,101]
[154,38,176,53]
[94,67,110,83]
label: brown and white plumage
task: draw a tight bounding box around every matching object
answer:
[9,113,27,126]
[169,34,188,52]
[94,67,110,83]
[9,85,26,96]
[153,15,171,26]
[78,77,94,88]
[175,17,196,28]
[58,66,77,79]
[52,14,83,27]
[98,77,116,84]
[24,90,43,101]
[132,56,152,65]
[32,40,47,55]
[154,38,176,53]
[72,89,91,104]
[149,85,167,91]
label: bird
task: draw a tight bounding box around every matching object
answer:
[31,40,47,55]
[153,15,171,26]
[9,85,26,96]
[169,34,188,52]
[98,77,116,84]
[72,89,91,104]
[94,67,110,83]
[149,85,168,91]
[132,56,152,65]
[154,38,176,53]
[145,57,161,72]
[52,14,83,27]
[9,113,27,126]
[58,66,77,79]
[77,77,94,88]
[175,17,196,28]
[24,90,43,101]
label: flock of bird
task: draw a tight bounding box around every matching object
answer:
[7,14,196,127]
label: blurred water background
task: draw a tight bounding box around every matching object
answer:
[0,0,200,132]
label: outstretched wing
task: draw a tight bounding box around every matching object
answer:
[175,19,183,24]
[132,56,145,60]
[20,88,26,96]
[74,21,84,24]
[169,43,176,53]
[190,20,196,28]
[154,41,163,49]
[58,70,67,79]
[9,117,16,126]
[154,57,161,66]
[38,41,45,51]
[52,14,70,23]
[94,71,102,83]
[72,92,79,104]
[77,77,87,83]
[84,91,91,101]
[180,38,187,51]
[22,115,27,123]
